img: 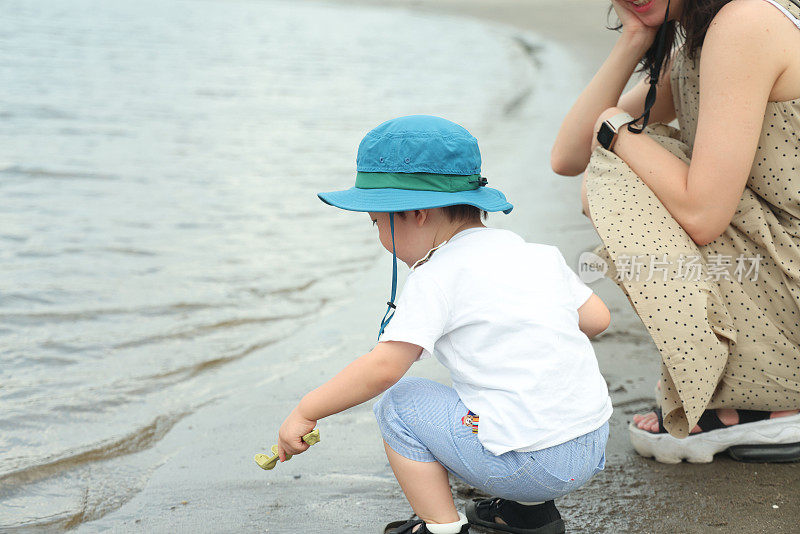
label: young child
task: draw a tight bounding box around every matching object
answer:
[276,115,612,534]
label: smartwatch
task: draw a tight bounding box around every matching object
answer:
[596,112,634,152]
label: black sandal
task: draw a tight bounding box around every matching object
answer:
[383,514,469,534]
[652,407,773,433]
[464,498,564,534]
[629,407,800,463]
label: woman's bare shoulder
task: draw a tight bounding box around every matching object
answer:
[707,0,796,37]
[704,0,800,100]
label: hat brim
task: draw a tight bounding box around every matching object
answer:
[318,187,513,214]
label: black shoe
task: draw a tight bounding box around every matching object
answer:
[384,515,470,534]
[465,498,565,534]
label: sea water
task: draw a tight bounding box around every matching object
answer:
[0,0,537,528]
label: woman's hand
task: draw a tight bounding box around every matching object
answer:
[611,0,659,51]
[550,2,661,176]
[276,407,317,462]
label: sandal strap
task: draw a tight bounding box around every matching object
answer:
[696,408,772,430]
[694,409,726,432]
[473,497,508,524]
[385,518,425,534]
[655,408,670,433]
[655,407,774,435]
[736,409,771,424]
[474,497,503,517]
[656,407,727,433]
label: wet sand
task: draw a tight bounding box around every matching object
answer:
[85,1,799,532]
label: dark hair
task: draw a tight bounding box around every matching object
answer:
[442,204,487,222]
[607,0,732,77]
[395,205,487,222]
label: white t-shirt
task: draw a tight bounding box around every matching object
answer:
[378,227,612,455]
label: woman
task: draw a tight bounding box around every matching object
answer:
[552,0,800,463]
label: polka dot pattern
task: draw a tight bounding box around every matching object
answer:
[584,11,800,438]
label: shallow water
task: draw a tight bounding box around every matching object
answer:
[0,0,536,528]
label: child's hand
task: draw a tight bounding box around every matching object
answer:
[276,407,317,462]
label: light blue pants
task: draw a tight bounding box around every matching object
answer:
[373,376,609,503]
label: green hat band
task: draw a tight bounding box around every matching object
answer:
[355,172,484,193]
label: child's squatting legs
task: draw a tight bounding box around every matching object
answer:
[383,440,461,525]
[373,376,608,534]
[382,440,540,529]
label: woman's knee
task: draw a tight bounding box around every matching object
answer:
[580,173,593,222]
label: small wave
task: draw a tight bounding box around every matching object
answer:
[173,337,282,379]
[1,509,85,533]
[98,246,157,257]
[0,234,28,243]
[132,336,282,388]
[0,293,54,306]
[0,105,74,121]
[266,277,319,296]
[0,165,116,181]
[15,249,57,259]
[501,35,541,116]
[112,312,310,349]
[512,34,544,66]
[0,411,190,491]
[0,302,222,324]
[36,341,86,354]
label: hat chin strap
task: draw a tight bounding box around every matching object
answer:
[378,212,398,340]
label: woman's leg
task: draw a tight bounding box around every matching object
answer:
[580,135,800,435]
[580,172,592,221]
[586,168,800,432]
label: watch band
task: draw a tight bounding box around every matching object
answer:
[606,111,635,132]
[597,111,634,152]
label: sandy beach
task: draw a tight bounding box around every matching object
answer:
[39,0,798,532]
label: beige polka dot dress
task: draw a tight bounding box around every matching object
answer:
[584,0,800,438]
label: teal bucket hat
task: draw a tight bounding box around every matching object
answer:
[317,115,513,338]
[318,114,513,214]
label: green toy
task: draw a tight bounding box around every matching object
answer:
[255,429,320,470]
